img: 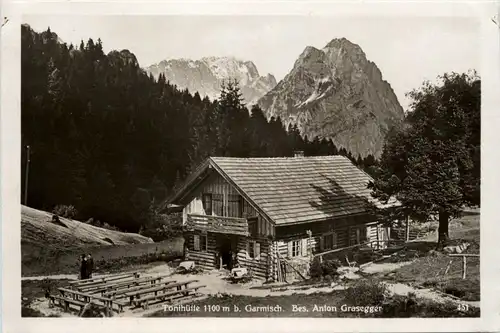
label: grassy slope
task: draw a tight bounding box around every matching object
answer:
[22,205,153,248]
[386,214,480,301]
[21,205,184,276]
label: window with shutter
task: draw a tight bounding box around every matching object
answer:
[193,235,200,251]
[321,232,338,251]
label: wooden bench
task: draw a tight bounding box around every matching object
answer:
[132,284,206,309]
[70,272,139,287]
[58,288,126,312]
[74,273,138,289]
[49,294,88,313]
[86,275,171,295]
[122,280,181,305]
[103,279,177,299]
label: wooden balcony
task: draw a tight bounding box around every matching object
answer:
[186,214,249,236]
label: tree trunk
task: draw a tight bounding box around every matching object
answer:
[437,211,450,249]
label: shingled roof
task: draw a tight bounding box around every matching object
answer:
[171,156,398,226]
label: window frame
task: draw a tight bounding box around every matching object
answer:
[247,240,261,260]
[291,239,301,258]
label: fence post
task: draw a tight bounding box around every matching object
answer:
[405,215,410,242]
[319,255,323,263]
[462,256,467,279]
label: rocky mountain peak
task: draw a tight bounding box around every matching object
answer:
[145,56,276,105]
[258,38,404,158]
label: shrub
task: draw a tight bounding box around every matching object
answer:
[102,222,120,231]
[322,259,342,277]
[309,257,323,279]
[309,257,342,279]
[52,205,78,219]
[139,212,183,241]
[344,279,388,306]
[379,294,480,318]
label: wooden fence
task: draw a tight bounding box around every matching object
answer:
[447,253,480,279]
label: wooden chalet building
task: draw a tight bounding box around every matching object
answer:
[168,155,397,281]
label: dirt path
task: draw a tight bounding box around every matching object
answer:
[24,262,479,317]
[22,274,78,281]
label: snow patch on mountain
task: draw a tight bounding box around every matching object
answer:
[145,56,276,105]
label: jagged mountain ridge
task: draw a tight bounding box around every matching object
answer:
[258,38,405,158]
[145,56,277,105]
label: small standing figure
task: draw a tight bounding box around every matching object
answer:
[86,254,94,279]
[80,254,88,280]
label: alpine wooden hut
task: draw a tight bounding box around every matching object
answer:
[168,155,398,281]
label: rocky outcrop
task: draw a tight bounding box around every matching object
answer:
[258,38,404,158]
[145,56,277,106]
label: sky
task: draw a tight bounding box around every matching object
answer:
[24,15,480,111]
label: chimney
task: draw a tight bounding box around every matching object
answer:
[294,150,304,157]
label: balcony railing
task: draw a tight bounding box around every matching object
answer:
[186,214,249,236]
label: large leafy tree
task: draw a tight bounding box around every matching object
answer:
[370,71,480,247]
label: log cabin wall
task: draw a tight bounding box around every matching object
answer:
[270,214,390,281]
[184,230,217,271]
[182,171,275,237]
[235,235,271,280]
[184,230,272,280]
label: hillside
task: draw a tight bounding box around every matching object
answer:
[21,205,153,251]
[258,38,405,158]
[145,56,277,105]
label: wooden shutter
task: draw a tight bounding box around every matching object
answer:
[193,235,200,251]
[212,194,223,216]
[287,241,293,258]
[202,193,212,215]
[319,235,324,251]
[254,242,261,260]
[301,239,308,257]
[332,232,337,248]
[246,241,251,259]
[203,235,208,251]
